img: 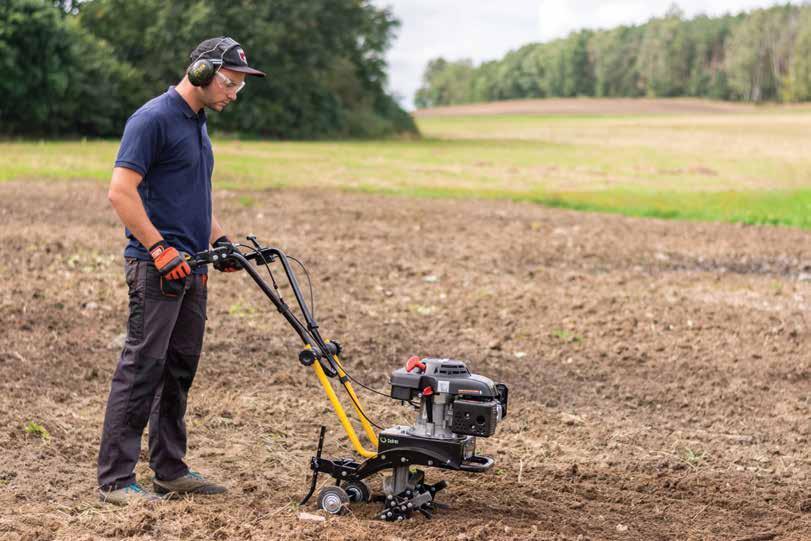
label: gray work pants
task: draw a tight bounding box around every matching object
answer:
[97,258,207,491]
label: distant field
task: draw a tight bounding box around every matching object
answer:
[414,97,768,116]
[3,98,811,228]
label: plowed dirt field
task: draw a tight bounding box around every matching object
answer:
[0,182,809,540]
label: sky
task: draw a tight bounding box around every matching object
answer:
[372,0,790,110]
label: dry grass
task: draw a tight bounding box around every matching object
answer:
[414,97,770,117]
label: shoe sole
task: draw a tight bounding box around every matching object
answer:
[99,492,163,505]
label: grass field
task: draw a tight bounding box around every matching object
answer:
[3,99,811,228]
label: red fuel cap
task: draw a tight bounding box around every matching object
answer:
[406,355,426,373]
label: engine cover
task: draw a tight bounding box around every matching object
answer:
[390,358,500,401]
[389,358,508,439]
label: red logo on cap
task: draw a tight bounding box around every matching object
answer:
[238,49,246,64]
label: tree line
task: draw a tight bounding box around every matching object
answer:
[415,4,811,108]
[1,0,416,138]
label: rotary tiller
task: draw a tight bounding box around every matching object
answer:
[190,237,509,521]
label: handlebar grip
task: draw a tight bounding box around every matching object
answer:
[186,252,204,269]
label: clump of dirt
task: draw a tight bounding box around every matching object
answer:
[0,181,808,540]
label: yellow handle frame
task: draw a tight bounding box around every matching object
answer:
[310,349,378,458]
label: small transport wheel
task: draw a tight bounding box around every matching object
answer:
[317,486,349,515]
[344,480,371,503]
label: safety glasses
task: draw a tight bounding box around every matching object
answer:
[215,71,246,94]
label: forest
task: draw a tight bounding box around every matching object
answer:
[416,4,811,108]
[1,0,416,138]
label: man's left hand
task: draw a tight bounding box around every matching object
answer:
[212,235,243,272]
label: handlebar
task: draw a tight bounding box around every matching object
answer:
[188,237,341,379]
[187,244,276,269]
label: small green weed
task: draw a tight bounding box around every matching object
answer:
[238,195,256,208]
[227,301,256,317]
[24,421,50,441]
[551,329,582,343]
[682,447,706,467]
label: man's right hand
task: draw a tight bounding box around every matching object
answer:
[212,235,243,272]
[149,240,191,280]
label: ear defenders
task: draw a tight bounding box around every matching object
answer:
[187,37,239,87]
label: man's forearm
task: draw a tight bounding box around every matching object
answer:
[109,185,163,250]
[210,213,226,244]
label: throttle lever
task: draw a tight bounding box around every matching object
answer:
[246,234,262,251]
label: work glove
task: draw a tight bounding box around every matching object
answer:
[149,240,191,280]
[212,235,243,272]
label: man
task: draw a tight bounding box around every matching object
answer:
[97,37,265,505]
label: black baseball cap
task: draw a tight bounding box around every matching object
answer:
[189,37,266,77]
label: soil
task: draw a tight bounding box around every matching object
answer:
[414,98,774,117]
[0,181,808,540]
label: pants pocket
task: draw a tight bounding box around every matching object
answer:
[145,265,184,301]
[125,260,145,342]
[127,289,145,342]
[160,276,186,297]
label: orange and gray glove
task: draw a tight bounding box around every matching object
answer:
[212,235,243,272]
[149,240,191,280]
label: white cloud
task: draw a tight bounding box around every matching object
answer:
[372,0,788,109]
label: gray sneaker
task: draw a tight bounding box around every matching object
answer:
[99,482,163,505]
[153,470,227,496]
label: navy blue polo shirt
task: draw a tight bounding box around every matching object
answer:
[115,86,213,273]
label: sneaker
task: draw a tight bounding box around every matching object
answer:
[99,482,163,505]
[153,470,227,496]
